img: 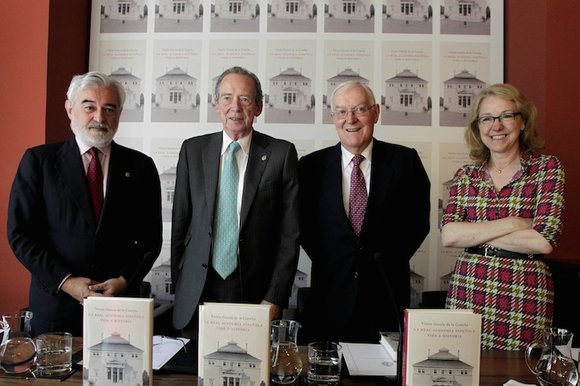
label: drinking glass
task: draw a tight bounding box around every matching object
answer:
[526,328,579,386]
[270,319,302,384]
[307,341,342,385]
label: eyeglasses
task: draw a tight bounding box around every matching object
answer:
[218,94,255,107]
[331,104,377,120]
[477,112,521,128]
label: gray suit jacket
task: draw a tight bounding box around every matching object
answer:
[171,130,300,330]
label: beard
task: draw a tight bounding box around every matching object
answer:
[71,122,117,148]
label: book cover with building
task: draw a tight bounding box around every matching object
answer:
[402,309,482,386]
[83,297,154,386]
[198,303,271,386]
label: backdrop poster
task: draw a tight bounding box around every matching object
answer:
[89,0,504,308]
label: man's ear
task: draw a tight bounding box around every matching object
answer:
[65,100,73,118]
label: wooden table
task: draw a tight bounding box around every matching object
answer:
[0,341,538,385]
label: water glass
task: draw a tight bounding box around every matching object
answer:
[0,336,37,374]
[307,341,342,385]
[35,332,73,375]
[1,311,33,343]
[271,320,303,384]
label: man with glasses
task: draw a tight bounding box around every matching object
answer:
[171,66,300,338]
[299,80,430,342]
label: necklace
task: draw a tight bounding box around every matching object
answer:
[491,155,520,174]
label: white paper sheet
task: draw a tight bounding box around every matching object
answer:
[152,335,190,370]
[340,342,397,377]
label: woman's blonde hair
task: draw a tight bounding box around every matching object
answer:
[465,83,544,164]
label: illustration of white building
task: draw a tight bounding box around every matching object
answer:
[442,70,485,113]
[109,67,142,110]
[201,341,262,386]
[150,260,173,302]
[159,167,176,222]
[101,0,147,21]
[157,0,201,19]
[410,269,425,308]
[326,68,369,107]
[288,269,309,309]
[155,67,198,109]
[270,0,314,20]
[384,69,428,112]
[213,0,258,20]
[327,0,372,20]
[439,271,452,292]
[385,0,430,21]
[86,333,147,386]
[442,0,488,23]
[269,68,312,110]
[411,347,474,385]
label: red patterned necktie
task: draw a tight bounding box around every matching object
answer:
[349,154,367,237]
[87,147,104,220]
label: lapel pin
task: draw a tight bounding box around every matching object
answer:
[261,155,267,161]
[125,172,131,178]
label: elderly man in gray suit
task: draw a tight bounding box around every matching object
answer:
[171,66,300,337]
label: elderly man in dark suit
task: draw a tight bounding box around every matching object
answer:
[171,66,300,337]
[299,81,430,343]
[7,71,162,336]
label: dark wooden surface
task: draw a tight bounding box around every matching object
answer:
[0,338,538,385]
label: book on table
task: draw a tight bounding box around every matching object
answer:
[402,308,482,386]
[82,296,154,386]
[197,302,271,386]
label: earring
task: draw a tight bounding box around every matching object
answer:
[520,126,525,131]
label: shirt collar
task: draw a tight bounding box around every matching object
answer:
[341,140,373,170]
[75,136,112,157]
[221,131,252,156]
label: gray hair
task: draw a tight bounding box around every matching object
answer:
[214,66,263,106]
[330,80,376,110]
[66,71,126,107]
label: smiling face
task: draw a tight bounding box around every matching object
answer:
[331,83,378,155]
[65,85,121,147]
[477,96,523,157]
[215,73,263,141]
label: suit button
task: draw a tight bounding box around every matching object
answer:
[202,264,208,269]
[354,272,359,279]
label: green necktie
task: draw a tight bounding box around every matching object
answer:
[212,141,241,279]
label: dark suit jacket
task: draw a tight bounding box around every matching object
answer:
[299,139,430,342]
[171,130,300,330]
[7,137,162,336]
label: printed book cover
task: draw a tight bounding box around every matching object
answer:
[402,309,482,386]
[198,302,271,386]
[83,297,154,386]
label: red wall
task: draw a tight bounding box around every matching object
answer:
[1,1,578,314]
[0,1,49,314]
[0,0,90,315]
[505,0,580,261]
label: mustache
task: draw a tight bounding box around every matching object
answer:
[88,123,110,130]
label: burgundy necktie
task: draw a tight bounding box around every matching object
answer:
[87,147,104,220]
[349,154,367,237]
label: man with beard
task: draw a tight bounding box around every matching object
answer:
[7,71,162,336]
[171,66,300,338]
